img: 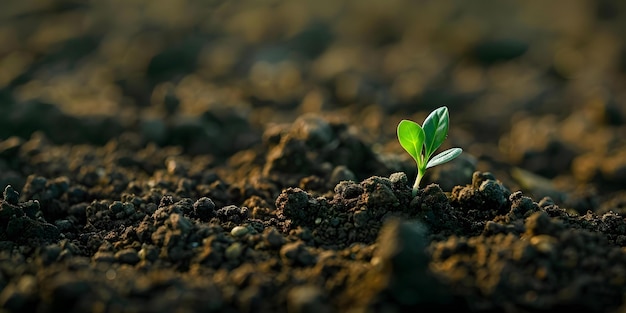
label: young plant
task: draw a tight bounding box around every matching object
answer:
[397,106,463,197]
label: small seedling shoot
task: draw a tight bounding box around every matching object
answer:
[397,106,463,197]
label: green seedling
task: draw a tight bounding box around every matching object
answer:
[397,106,463,197]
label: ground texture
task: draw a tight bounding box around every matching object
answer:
[1,1,626,312]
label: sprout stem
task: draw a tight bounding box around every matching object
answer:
[412,172,423,197]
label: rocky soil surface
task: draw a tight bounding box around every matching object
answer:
[1,0,626,312]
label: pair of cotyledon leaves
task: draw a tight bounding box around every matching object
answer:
[397,106,462,176]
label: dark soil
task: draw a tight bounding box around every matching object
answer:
[1,1,626,312]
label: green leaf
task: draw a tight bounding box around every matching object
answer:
[426,148,462,169]
[422,106,450,159]
[397,120,425,165]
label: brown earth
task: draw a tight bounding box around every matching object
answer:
[1,0,626,312]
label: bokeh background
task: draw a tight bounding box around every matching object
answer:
[1,0,626,210]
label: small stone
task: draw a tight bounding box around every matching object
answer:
[231,226,250,237]
[225,242,243,260]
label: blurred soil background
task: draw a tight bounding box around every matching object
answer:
[2,0,626,217]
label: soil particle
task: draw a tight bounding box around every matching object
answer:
[287,285,329,313]
[367,219,454,309]
[3,185,19,205]
[280,241,315,266]
[0,274,38,312]
[262,227,286,249]
[327,165,357,189]
[263,135,314,182]
[291,114,335,149]
[115,248,140,265]
[506,191,541,222]
[334,180,365,200]
[452,171,511,213]
[192,196,216,221]
[411,184,463,237]
[524,211,563,237]
[261,115,389,191]
[1,185,59,244]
